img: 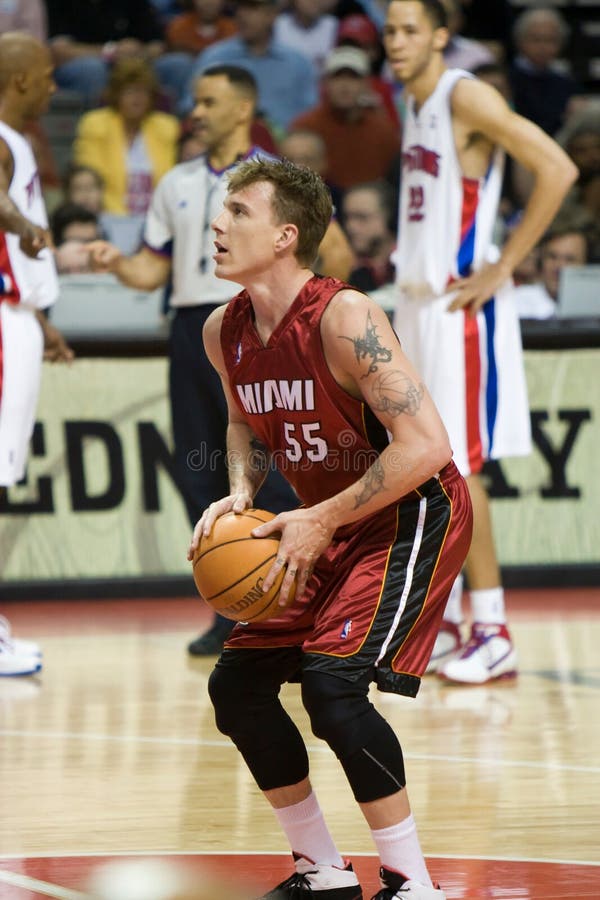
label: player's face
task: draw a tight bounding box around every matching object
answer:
[383,1,448,85]
[192,75,251,150]
[212,181,281,281]
[24,48,56,117]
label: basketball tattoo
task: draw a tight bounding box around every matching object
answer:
[371,370,425,417]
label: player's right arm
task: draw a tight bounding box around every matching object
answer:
[88,242,171,291]
[0,137,50,258]
[187,305,271,556]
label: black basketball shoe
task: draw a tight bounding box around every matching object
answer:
[370,866,446,899]
[255,855,363,899]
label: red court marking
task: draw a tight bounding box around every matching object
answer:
[3,587,600,640]
[0,853,598,899]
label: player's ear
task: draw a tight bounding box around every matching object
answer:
[275,223,299,254]
[432,26,450,53]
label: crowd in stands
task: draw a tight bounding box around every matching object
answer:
[4,0,598,316]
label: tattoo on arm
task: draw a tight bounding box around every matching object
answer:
[371,370,425,417]
[354,458,385,509]
[339,311,393,377]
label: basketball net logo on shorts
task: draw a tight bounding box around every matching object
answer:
[236,379,316,414]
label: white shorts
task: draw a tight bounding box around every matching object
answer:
[393,282,531,477]
[0,302,44,487]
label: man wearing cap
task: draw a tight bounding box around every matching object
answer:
[184,0,318,132]
[289,45,401,189]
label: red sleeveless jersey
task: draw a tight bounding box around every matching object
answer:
[221,275,390,508]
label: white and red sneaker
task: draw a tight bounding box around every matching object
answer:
[425,620,462,674]
[439,622,517,685]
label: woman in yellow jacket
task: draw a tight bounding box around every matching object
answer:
[73,58,180,216]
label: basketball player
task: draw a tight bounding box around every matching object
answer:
[89,65,352,658]
[384,0,578,683]
[189,157,472,899]
[0,32,73,677]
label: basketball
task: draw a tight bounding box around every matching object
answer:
[192,508,296,623]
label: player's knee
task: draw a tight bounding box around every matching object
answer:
[301,670,370,754]
[208,665,249,737]
[302,670,406,801]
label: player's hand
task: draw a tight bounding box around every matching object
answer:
[187,491,253,560]
[252,507,335,606]
[447,261,511,315]
[19,225,52,259]
[39,318,74,363]
[88,240,122,273]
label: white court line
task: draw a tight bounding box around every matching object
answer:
[1,728,598,775]
[0,868,89,899]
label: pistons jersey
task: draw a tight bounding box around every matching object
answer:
[0,121,58,309]
[220,275,389,508]
[396,68,504,300]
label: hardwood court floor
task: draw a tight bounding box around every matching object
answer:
[0,588,599,899]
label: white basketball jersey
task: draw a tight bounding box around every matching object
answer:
[144,147,272,308]
[393,69,531,475]
[396,68,504,300]
[0,121,58,310]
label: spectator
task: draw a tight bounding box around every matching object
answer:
[278,128,343,212]
[51,202,102,273]
[73,58,180,216]
[45,0,194,110]
[514,216,591,320]
[63,163,105,215]
[441,0,495,71]
[336,13,400,125]
[556,105,600,259]
[184,0,318,133]
[0,0,46,41]
[509,7,580,137]
[342,180,397,291]
[166,0,237,55]
[273,0,338,76]
[290,46,401,189]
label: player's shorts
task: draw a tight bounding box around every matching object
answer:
[224,461,472,698]
[0,302,44,487]
[393,282,531,476]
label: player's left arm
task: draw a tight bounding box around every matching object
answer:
[448,79,578,313]
[35,311,74,363]
[254,291,452,601]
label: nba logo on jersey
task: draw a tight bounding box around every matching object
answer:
[340,619,352,640]
[235,342,242,364]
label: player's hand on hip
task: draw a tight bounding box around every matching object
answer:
[447,262,510,315]
[20,225,52,259]
[253,508,335,605]
[187,491,253,560]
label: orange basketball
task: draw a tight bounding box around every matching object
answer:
[192,509,296,623]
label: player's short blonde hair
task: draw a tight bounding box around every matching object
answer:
[226,157,333,267]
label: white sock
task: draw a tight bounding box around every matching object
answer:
[371,814,432,887]
[470,587,506,624]
[273,792,344,868]
[442,573,464,625]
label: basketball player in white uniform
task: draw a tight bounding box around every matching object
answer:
[0,33,73,676]
[384,1,577,683]
[90,66,351,656]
